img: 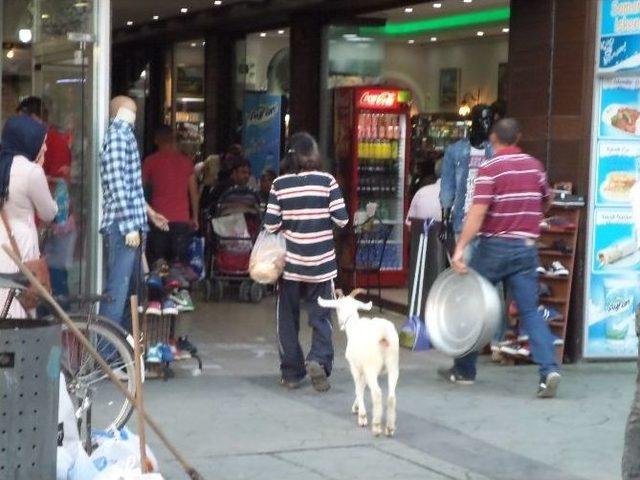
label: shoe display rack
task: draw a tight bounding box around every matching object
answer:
[496,204,582,365]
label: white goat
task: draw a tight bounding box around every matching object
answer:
[318,289,399,437]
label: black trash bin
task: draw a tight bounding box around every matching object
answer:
[0,318,60,480]
[408,219,448,311]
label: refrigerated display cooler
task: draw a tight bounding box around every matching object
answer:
[333,86,411,287]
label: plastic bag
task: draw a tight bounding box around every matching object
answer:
[249,230,286,284]
[68,442,99,480]
[91,427,158,474]
[186,235,205,280]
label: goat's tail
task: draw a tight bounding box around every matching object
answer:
[382,323,400,394]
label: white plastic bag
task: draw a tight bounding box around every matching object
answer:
[59,374,80,445]
[68,442,99,480]
[91,427,158,474]
[249,230,286,284]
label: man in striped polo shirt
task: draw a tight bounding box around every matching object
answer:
[265,132,348,392]
[441,118,561,398]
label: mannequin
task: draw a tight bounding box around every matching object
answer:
[439,104,495,247]
[99,95,168,329]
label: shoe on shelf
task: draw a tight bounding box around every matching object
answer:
[536,240,552,250]
[437,367,475,385]
[551,240,573,254]
[170,289,195,312]
[541,216,576,231]
[168,338,191,360]
[306,361,331,392]
[539,282,552,298]
[539,305,563,322]
[537,371,561,398]
[151,259,170,277]
[549,261,569,276]
[162,299,179,316]
[177,336,198,355]
[159,343,174,363]
[536,265,548,275]
[145,301,162,316]
[145,273,163,291]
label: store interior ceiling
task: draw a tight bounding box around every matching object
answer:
[112,0,510,42]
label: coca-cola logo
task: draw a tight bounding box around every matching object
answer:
[359,91,397,109]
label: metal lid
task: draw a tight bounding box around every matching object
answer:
[426,268,502,357]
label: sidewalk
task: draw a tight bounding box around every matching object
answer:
[139,297,634,480]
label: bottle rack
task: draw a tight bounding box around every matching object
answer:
[500,205,581,365]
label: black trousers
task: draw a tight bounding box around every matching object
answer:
[147,222,192,266]
[277,279,335,382]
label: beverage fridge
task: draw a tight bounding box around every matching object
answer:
[333,86,412,287]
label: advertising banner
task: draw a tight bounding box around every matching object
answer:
[599,0,640,72]
[584,2,640,358]
[242,92,282,181]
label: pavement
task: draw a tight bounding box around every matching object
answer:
[137,294,636,480]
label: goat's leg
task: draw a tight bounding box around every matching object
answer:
[351,366,368,427]
[385,361,399,437]
[365,370,383,436]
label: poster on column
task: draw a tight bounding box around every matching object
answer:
[599,0,640,73]
[599,77,640,139]
[242,92,282,182]
[596,141,640,206]
[586,208,640,358]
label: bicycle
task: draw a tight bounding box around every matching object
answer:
[0,272,138,445]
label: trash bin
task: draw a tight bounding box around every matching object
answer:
[408,219,448,310]
[0,318,60,480]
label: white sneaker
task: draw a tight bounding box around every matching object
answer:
[549,261,569,276]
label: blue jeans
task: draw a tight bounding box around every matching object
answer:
[454,237,559,379]
[99,224,142,331]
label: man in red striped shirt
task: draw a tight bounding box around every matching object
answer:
[440,118,561,398]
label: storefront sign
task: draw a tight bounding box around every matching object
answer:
[584,1,640,358]
[242,93,281,180]
[357,89,399,110]
[599,0,640,72]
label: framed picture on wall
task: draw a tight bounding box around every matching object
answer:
[177,66,204,96]
[498,63,509,102]
[439,68,460,108]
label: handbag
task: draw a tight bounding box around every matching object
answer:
[0,209,51,310]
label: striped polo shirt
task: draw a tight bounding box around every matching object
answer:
[473,146,550,239]
[264,171,349,283]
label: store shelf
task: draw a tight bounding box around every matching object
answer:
[540,227,576,234]
[539,273,570,280]
[538,250,573,258]
[541,297,567,304]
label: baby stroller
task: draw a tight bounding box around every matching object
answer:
[204,186,264,303]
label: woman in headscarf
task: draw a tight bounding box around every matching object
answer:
[0,115,58,317]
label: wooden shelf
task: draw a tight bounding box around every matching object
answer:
[540,227,577,234]
[538,250,573,258]
[539,273,570,281]
[541,296,567,304]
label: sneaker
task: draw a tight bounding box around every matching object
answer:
[177,336,198,355]
[539,305,562,322]
[280,377,304,389]
[162,299,179,316]
[170,290,195,312]
[537,371,561,398]
[549,261,569,276]
[145,301,162,316]
[536,265,548,275]
[306,361,331,392]
[146,344,162,363]
[159,343,174,363]
[146,273,163,291]
[551,240,573,254]
[437,367,475,385]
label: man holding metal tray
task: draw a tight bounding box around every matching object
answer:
[440,118,561,399]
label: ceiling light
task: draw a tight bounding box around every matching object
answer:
[502,27,510,33]
[463,0,473,3]
[476,31,485,36]
[18,29,32,43]
[430,36,437,42]
[191,42,197,47]
[278,30,285,34]
[41,13,50,19]
[214,0,223,4]
[260,32,267,37]
[408,39,415,44]
[202,41,206,46]
[6,49,15,59]
[360,7,510,36]
[126,20,133,26]
[433,3,442,8]
[180,7,188,13]
[152,15,159,20]
[404,7,413,13]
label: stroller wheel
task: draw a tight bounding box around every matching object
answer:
[211,279,224,302]
[249,282,263,303]
[239,280,251,302]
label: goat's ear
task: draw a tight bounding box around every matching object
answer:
[356,300,373,311]
[318,297,338,309]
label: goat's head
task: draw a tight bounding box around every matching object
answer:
[317,289,373,330]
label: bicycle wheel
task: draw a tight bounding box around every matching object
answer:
[60,315,137,432]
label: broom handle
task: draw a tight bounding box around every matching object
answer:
[2,245,204,480]
[130,295,148,473]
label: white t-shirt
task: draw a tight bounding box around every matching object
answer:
[405,179,442,226]
[463,146,488,214]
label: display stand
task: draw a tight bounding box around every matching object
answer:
[498,204,582,365]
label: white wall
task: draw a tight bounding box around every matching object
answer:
[382,37,508,113]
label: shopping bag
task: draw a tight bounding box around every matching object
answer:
[68,442,100,480]
[186,235,205,280]
[249,230,286,284]
[91,427,159,474]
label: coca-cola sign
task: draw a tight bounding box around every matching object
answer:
[358,90,398,110]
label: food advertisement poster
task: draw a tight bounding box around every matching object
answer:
[585,1,640,358]
[599,77,640,138]
[241,92,282,180]
[599,0,640,72]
